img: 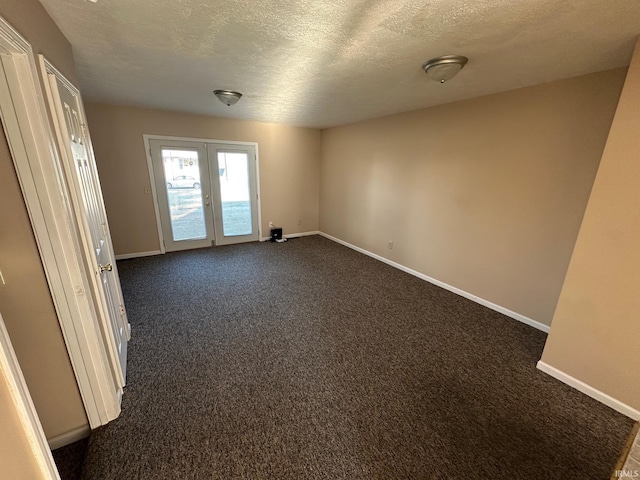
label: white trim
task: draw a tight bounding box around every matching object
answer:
[319,232,551,333]
[0,314,60,479]
[115,250,163,260]
[254,143,263,241]
[143,133,259,147]
[537,361,640,420]
[142,135,166,254]
[47,424,91,450]
[260,230,321,242]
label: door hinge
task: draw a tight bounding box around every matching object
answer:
[119,305,126,317]
[102,223,108,236]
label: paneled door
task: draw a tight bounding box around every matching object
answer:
[43,62,129,387]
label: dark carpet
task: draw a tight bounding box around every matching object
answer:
[52,437,88,480]
[78,235,633,479]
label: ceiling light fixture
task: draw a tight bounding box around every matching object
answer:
[213,89,242,106]
[422,55,468,83]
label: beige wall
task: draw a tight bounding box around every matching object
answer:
[320,69,626,326]
[0,366,46,480]
[84,103,322,255]
[540,39,640,411]
[0,0,79,89]
[0,0,88,438]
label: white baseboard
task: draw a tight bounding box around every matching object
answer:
[537,361,640,420]
[318,232,550,334]
[260,230,320,242]
[115,250,162,260]
[48,424,91,450]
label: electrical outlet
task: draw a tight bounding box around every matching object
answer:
[388,241,393,249]
[297,219,302,226]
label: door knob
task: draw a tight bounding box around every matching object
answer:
[99,263,113,272]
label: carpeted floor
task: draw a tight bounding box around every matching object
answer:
[73,235,632,479]
[52,438,88,480]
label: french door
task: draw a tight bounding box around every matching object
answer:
[211,145,260,246]
[149,138,260,251]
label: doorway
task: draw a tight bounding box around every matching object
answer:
[147,137,260,252]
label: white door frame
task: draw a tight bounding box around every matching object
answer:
[143,134,262,253]
[0,16,120,428]
[0,313,60,479]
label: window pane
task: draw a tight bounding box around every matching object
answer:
[218,152,252,236]
[162,149,206,241]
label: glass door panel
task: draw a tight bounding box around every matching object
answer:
[218,152,252,236]
[161,149,206,241]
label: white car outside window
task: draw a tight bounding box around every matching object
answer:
[167,175,200,189]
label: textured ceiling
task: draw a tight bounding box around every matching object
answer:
[39,0,640,128]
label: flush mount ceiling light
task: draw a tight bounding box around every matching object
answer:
[422,55,468,83]
[213,89,242,106]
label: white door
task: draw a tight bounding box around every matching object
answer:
[149,139,215,252]
[44,66,129,387]
[149,137,260,250]
[209,145,260,245]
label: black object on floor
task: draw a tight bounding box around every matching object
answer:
[80,236,634,479]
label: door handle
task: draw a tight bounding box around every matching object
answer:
[99,263,113,272]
